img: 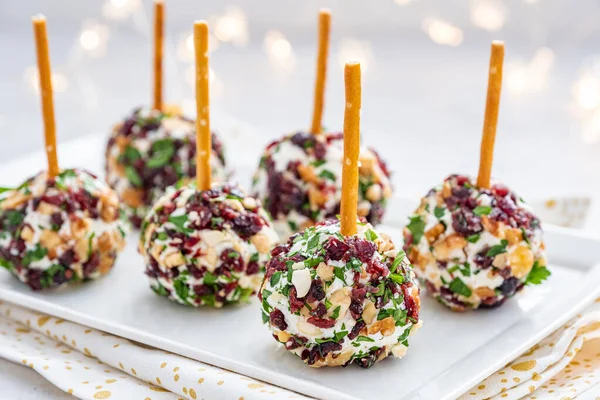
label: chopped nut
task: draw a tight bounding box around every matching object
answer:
[408,248,430,271]
[492,253,508,268]
[433,234,467,261]
[316,262,334,281]
[200,230,228,247]
[357,202,371,217]
[276,330,291,343]
[297,164,320,184]
[1,192,31,210]
[204,247,218,267]
[481,216,504,238]
[382,185,393,200]
[505,228,523,245]
[98,253,114,274]
[70,218,90,240]
[474,286,496,299]
[297,320,322,336]
[291,268,312,298]
[441,182,452,199]
[164,251,185,268]
[37,201,59,215]
[391,343,408,358]
[75,237,90,262]
[365,185,382,202]
[121,188,144,208]
[313,350,353,367]
[358,154,375,175]
[40,230,62,252]
[329,287,351,320]
[509,245,534,279]
[361,300,377,325]
[223,199,244,212]
[20,226,34,243]
[250,232,271,253]
[242,197,257,209]
[377,232,394,253]
[368,316,395,336]
[425,223,445,244]
[308,187,327,208]
[97,232,113,253]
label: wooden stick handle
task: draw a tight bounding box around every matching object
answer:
[340,62,361,237]
[194,21,211,191]
[152,0,164,111]
[32,15,59,178]
[310,9,331,134]
[477,41,505,189]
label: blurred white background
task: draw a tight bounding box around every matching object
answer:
[1,0,600,199]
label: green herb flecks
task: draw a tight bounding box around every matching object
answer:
[147,139,175,169]
[406,216,425,244]
[124,166,143,187]
[486,240,508,257]
[473,206,492,216]
[448,277,472,297]
[525,261,551,285]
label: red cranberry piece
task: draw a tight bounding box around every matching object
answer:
[307,317,336,329]
[473,248,494,269]
[246,261,260,275]
[323,238,350,261]
[269,309,288,330]
[82,252,100,276]
[348,320,366,340]
[232,214,262,239]
[401,283,419,320]
[351,238,376,263]
[452,209,482,236]
[489,208,509,223]
[455,175,470,186]
[497,197,517,216]
[311,303,328,318]
[492,184,509,197]
[306,279,326,303]
[288,287,305,313]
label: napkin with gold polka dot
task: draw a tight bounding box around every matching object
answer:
[460,298,600,399]
[0,301,309,400]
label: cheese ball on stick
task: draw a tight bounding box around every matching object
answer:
[404,42,549,311]
[105,1,228,228]
[251,10,392,240]
[0,16,127,290]
[138,21,278,307]
[260,63,421,368]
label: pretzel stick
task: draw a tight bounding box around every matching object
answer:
[152,0,164,111]
[340,62,361,237]
[32,15,59,178]
[310,9,331,134]
[476,41,505,189]
[194,21,211,191]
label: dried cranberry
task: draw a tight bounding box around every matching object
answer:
[497,197,517,216]
[499,277,520,295]
[402,283,419,320]
[246,261,260,275]
[492,184,509,197]
[452,209,482,236]
[306,279,326,302]
[82,252,100,276]
[323,238,350,261]
[307,317,336,329]
[473,248,494,269]
[288,287,305,313]
[351,238,376,263]
[311,303,327,318]
[348,320,366,340]
[269,309,288,330]
[232,214,262,239]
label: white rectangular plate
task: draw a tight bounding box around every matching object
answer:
[1,133,600,400]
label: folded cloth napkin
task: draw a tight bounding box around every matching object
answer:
[0,301,309,400]
[460,299,600,399]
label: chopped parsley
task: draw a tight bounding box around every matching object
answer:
[473,206,492,216]
[124,166,143,187]
[147,139,175,168]
[525,261,551,285]
[168,215,192,233]
[486,240,508,257]
[319,169,336,182]
[466,233,481,243]
[270,271,282,286]
[365,229,378,242]
[406,216,425,244]
[448,277,472,297]
[434,206,445,218]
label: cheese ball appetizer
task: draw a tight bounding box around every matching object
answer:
[0,169,127,290]
[251,132,392,239]
[260,219,421,368]
[106,107,228,228]
[404,174,549,311]
[139,182,278,307]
